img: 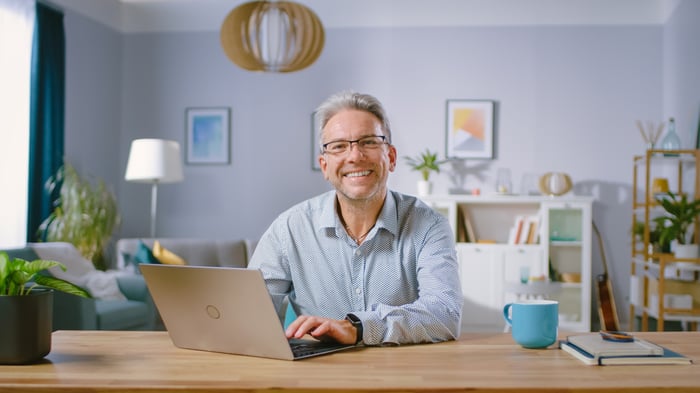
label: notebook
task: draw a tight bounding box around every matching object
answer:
[140,264,356,360]
[560,340,692,366]
[566,333,663,359]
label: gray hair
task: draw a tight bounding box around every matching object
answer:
[315,91,392,152]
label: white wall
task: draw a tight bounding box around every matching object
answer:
[62,0,700,328]
[663,0,700,146]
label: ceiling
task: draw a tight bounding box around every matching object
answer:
[50,0,680,33]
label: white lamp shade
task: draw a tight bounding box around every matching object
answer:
[125,139,184,183]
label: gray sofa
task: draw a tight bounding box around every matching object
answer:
[3,243,155,331]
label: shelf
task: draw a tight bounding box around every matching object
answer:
[633,255,700,269]
[550,240,582,247]
[641,307,700,323]
[630,149,700,331]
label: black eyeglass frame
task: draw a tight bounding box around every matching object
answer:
[322,135,388,155]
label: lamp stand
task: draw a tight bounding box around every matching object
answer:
[150,181,159,238]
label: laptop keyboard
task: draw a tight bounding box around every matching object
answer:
[289,339,353,359]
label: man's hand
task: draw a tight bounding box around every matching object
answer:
[285,315,357,345]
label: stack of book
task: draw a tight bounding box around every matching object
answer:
[559,333,692,366]
[508,215,540,245]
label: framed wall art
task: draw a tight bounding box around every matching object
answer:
[311,111,322,171]
[185,107,231,165]
[445,100,495,159]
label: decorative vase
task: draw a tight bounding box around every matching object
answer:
[495,168,512,194]
[417,180,432,197]
[538,172,572,196]
[661,117,680,156]
[0,290,53,365]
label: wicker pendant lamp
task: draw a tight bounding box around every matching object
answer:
[220,1,325,73]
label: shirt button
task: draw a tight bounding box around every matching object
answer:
[355,288,362,295]
[354,249,361,256]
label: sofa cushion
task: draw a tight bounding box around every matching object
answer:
[96,299,151,330]
[152,241,186,265]
[29,242,126,301]
[31,242,94,277]
[133,240,160,265]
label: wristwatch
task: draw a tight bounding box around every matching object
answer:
[345,313,363,345]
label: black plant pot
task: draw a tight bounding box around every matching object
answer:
[0,289,53,365]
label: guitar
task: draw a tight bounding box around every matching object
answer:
[592,221,620,331]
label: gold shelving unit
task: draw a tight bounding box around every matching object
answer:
[630,149,700,331]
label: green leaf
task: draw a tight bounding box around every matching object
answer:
[654,191,700,245]
[0,251,90,297]
[37,163,120,270]
[34,275,91,298]
[403,149,447,181]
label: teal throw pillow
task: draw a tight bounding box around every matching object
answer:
[133,240,160,265]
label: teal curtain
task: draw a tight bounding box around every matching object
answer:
[26,2,64,242]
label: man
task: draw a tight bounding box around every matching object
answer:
[248,91,462,346]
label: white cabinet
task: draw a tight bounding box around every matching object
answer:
[457,244,504,330]
[423,195,593,332]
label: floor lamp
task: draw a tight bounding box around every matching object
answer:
[125,139,184,238]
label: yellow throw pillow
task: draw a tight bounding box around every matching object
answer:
[152,241,187,265]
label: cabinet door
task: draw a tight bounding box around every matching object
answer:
[541,201,592,332]
[503,246,545,284]
[457,244,505,331]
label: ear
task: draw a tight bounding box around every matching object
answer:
[387,144,397,172]
[319,155,329,179]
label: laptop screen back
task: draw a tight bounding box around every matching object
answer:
[140,264,296,360]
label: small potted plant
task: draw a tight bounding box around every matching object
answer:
[653,192,700,259]
[403,149,447,196]
[0,251,90,364]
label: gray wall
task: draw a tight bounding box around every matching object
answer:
[62,0,700,328]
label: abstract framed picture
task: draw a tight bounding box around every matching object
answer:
[311,111,322,171]
[185,107,231,165]
[445,100,495,159]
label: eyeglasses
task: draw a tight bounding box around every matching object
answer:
[322,135,388,155]
[600,330,634,342]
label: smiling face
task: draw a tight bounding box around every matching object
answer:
[319,109,397,205]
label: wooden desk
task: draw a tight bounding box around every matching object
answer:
[0,330,699,392]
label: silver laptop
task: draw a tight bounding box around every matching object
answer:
[140,264,356,360]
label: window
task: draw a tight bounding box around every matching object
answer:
[0,0,35,247]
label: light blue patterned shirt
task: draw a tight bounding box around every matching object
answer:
[248,190,463,345]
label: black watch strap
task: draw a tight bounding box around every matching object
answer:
[345,313,363,345]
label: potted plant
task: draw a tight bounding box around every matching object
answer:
[38,163,120,271]
[0,251,90,364]
[631,219,665,253]
[653,192,700,259]
[403,149,447,196]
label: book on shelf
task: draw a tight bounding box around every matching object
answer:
[457,205,477,243]
[524,215,540,244]
[509,215,526,245]
[559,333,692,366]
[456,205,468,242]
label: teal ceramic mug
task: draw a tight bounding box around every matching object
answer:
[503,300,558,349]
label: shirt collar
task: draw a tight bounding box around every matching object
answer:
[318,190,399,238]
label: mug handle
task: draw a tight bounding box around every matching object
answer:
[503,303,513,326]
